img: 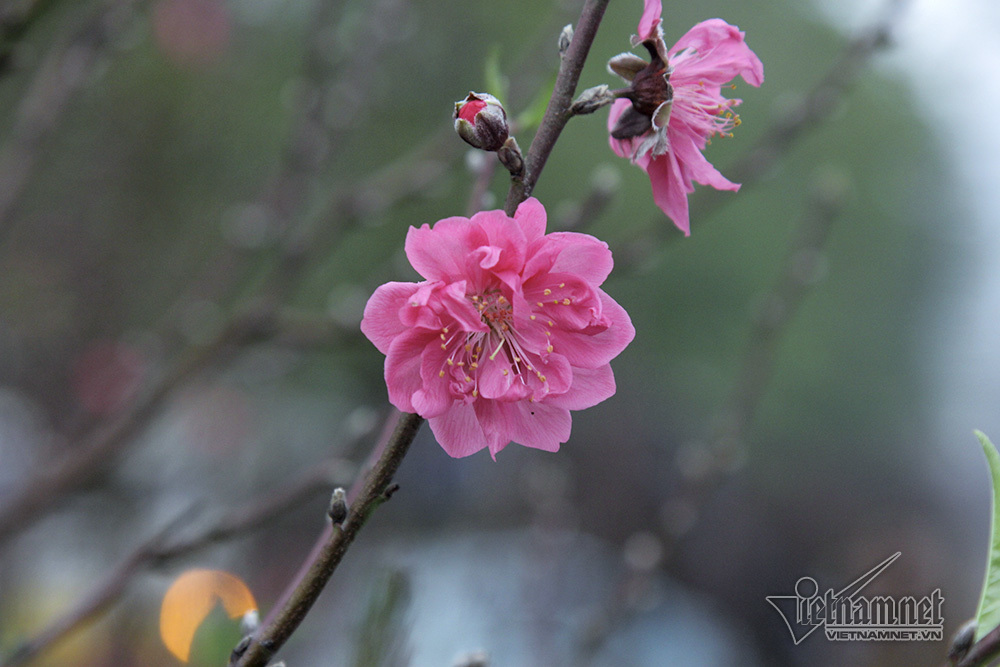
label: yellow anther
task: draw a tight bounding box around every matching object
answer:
[546,344,553,353]
[562,298,570,305]
[470,362,478,368]
[472,389,478,397]
[544,331,551,336]
[559,283,565,288]
[537,302,544,307]
[447,359,454,366]
[439,370,445,377]
[440,344,447,350]
[465,376,472,382]
[548,320,554,327]
[530,315,537,320]
[502,369,509,376]
[543,288,552,296]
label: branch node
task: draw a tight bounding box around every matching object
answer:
[327,487,348,525]
[558,24,574,58]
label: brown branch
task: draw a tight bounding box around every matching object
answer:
[954,624,1000,667]
[1,458,347,667]
[231,412,424,667]
[504,0,611,215]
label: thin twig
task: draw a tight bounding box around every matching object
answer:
[0,124,449,550]
[1,458,346,667]
[231,412,424,667]
[0,308,278,546]
[953,625,1000,667]
[0,0,139,242]
[504,0,611,215]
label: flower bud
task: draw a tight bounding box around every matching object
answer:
[454,92,509,152]
[496,136,524,177]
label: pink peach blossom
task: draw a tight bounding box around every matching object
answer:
[608,5,763,235]
[361,198,634,459]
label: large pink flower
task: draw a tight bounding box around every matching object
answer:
[608,4,763,235]
[361,198,634,459]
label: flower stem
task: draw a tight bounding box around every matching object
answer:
[231,412,424,667]
[504,0,611,215]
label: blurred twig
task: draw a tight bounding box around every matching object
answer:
[1,457,350,667]
[725,1,907,185]
[0,308,277,545]
[231,412,424,667]
[555,164,619,231]
[0,0,139,242]
[665,170,848,521]
[0,0,62,74]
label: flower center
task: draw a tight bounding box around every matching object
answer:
[433,287,555,401]
[677,81,742,142]
[472,289,513,331]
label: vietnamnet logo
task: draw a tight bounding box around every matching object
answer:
[766,552,944,643]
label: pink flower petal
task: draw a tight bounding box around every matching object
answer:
[499,400,571,454]
[429,403,489,458]
[548,291,634,368]
[526,232,614,286]
[476,343,517,400]
[404,216,474,282]
[362,199,634,458]
[545,364,617,411]
[523,272,604,331]
[514,197,548,243]
[637,0,662,42]
[383,329,429,413]
[361,282,418,355]
[671,128,740,192]
[670,19,763,88]
[646,153,692,235]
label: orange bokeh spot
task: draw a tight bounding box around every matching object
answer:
[159,569,257,662]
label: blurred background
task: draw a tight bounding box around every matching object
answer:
[0,0,996,664]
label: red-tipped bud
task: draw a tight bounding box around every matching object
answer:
[454,92,508,152]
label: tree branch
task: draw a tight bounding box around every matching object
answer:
[231,412,424,667]
[504,0,611,215]
[953,624,1000,667]
[1,457,347,667]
